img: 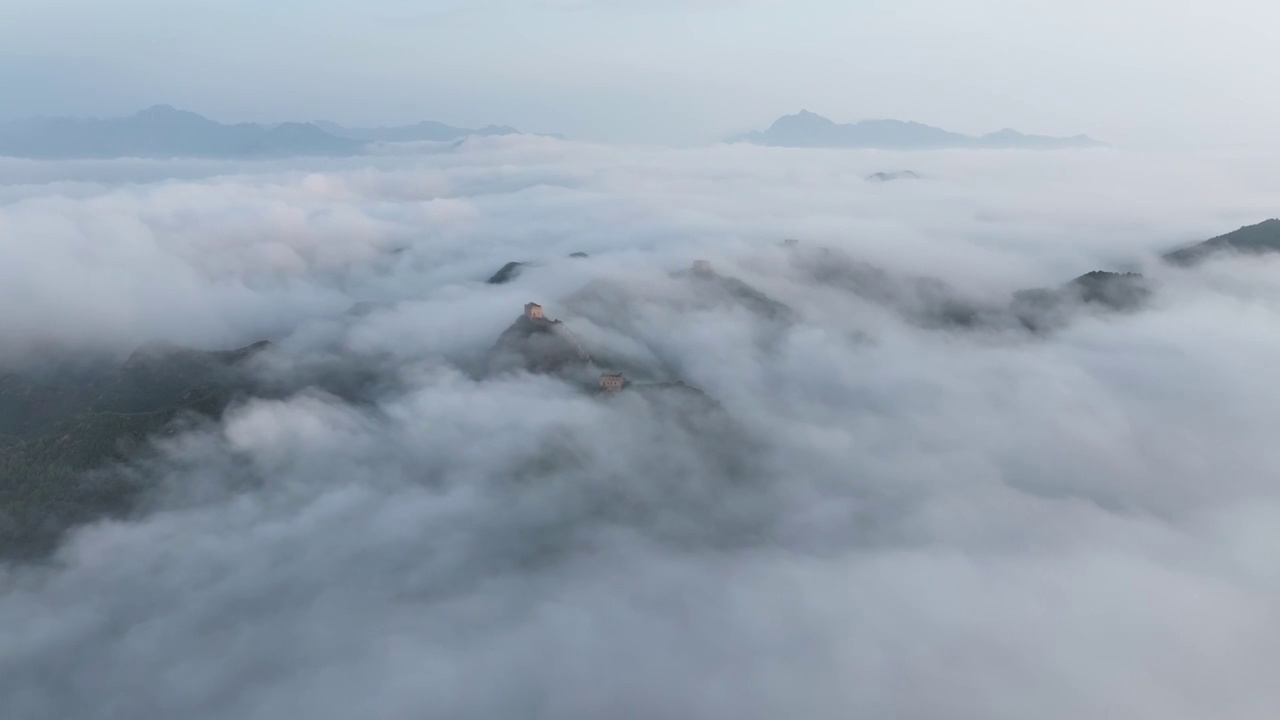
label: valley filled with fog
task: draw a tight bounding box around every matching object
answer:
[3,139,1280,719]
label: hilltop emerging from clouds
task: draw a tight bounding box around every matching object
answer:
[730,110,1106,150]
[4,135,1280,720]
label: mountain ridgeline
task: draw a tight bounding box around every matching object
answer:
[0,105,524,159]
[1162,219,1280,265]
[730,110,1106,150]
[314,120,521,143]
[0,106,1109,158]
[4,219,1279,561]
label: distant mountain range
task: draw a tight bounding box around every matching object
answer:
[0,106,1107,157]
[314,119,520,143]
[729,110,1106,150]
[0,105,526,159]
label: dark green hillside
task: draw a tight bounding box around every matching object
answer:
[1012,271,1150,332]
[0,342,268,560]
[488,261,527,284]
[1163,219,1280,265]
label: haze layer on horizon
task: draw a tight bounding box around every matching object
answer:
[2,0,1277,149]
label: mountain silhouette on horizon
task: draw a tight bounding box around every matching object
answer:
[729,110,1106,150]
[0,105,529,160]
[315,119,521,143]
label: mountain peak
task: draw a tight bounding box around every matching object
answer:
[791,109,832,122]
[769,110,836,133]
[135,104,186,118]
[130,105,215,128]
[737,111,1104,149]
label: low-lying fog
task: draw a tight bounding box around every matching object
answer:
[2,139,1279,719]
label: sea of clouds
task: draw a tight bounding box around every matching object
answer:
[2,138,1279,719]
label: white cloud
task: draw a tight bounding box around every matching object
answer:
[3,141,1280,718]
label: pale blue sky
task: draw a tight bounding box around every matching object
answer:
[2,0,1276,148]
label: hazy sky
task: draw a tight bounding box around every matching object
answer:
[2,0,1278,146]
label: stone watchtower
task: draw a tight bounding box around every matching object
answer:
[524,302,544,320]
[599,373,626,392]
[692,259,713,276]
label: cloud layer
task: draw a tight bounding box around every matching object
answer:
[3,140,1280,719]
